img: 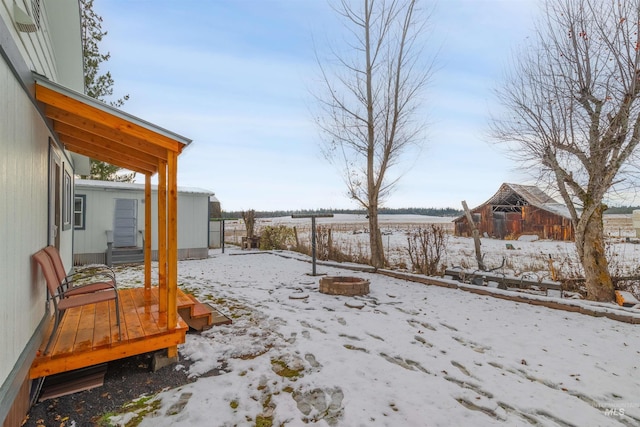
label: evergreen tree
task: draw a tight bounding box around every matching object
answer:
[80,0,134,182]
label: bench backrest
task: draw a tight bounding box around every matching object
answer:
[43,245,68,285]
[33,250,62,299]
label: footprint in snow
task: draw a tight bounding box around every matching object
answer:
[293,387,344,426]
[414,335,434,348]
[452,336,491,353]
[299,320,327,334]
[445,375,494,399]
[366,332,385,341]
[305,353,322,368]
[379,352,432,374]
[407,319,437,331]
[440,322,458,331]
[451,360,471,377]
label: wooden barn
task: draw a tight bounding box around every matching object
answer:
[454,183,575,241]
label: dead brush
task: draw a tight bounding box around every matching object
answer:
[295,226,370,265]
[406,225,448,276]
[510,254,549,278]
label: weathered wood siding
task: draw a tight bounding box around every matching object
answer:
[73,183,211,262]
[455,205,574,241]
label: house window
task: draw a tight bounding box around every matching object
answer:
[62,170,72,230]
[74,195,86,230]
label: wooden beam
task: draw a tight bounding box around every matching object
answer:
[166,156,179,357]
[36,84,183,153]
[145,174,152,290]
[45,106,171,160]
[158,159,167,314]
[168,151,178,330]
[30,328,185,379]
[58,134,157,175]
[54,122,163,168]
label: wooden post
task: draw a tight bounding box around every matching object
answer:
[144,174,152,290]
[158,159,167,314]
[462,200,486,271]
[167,151,179,358]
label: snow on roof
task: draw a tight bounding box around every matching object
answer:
[76,179,214,196]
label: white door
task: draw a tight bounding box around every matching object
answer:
[113,199,137,247]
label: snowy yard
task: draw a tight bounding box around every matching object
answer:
[110,245,640,427]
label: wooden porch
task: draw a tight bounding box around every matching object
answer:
[29,288,199,379]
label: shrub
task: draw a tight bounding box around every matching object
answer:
[259,225,296,250]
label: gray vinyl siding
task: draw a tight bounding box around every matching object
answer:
[74,182,212,262]
[0,0,83,91]
[0,0,81,421]
[0,53,53,393]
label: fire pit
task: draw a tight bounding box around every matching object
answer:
[319,276,370,296]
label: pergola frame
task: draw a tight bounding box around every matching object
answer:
[34,75,191,357]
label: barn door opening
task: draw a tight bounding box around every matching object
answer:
[113,199,137,247]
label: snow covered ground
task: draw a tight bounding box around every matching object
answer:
[227,214,640,283]
[108,247,640,427]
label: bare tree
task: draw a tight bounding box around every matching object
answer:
[314,0,434,268]
[492,0,640,301]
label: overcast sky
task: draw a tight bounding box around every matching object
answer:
[95,0,539,212]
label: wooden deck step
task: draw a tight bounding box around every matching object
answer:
[207,303,233,327]
[178,294,232,331]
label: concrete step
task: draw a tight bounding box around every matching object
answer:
[111,247,144,265]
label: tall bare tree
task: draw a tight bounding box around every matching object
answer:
[315,0,434,268]
[492,0,640,301]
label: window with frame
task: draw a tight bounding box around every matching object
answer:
[62,170,72,230]
[74,195,86,230]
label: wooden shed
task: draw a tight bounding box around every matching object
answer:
[454,183,575,241]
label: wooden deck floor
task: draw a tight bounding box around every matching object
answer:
[30,287,192,379]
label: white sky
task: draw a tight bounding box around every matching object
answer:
[96,0,539,211]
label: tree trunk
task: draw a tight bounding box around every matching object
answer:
[368,208,385,268]
[575,205,615,301]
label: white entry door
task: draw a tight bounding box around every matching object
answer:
[113,199,137,247]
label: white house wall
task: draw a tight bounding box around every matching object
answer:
[0,54,48,393]
[0,0,82,90]
[74,183,211,263]
[0,1,81,423]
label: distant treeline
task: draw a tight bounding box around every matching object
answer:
[605,205,640,214]
[220,207,462,219]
